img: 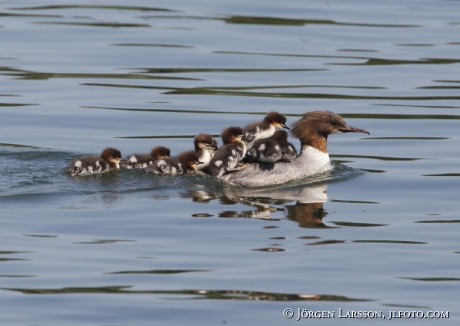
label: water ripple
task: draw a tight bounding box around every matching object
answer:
[1,286,372,301]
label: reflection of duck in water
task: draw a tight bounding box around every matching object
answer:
[221,111,369,187]
[123,146,171,169]
[66,148,123,176]
[187,183,330,226]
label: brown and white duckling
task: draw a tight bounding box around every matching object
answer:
[143,151,202,175]
[191,133,218,170]
[242,111,289,151]
[178,151,204,174]
[248,138,282,163]
[66,147,122,176]
[123,146,171,169]
[270,130,298,162]
[207,127,247,178]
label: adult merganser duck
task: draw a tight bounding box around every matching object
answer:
[192,134,219,170]
[207,127,246,178]
[66,147,123,176]
[220,111,369,187]
[123,146,170,169]
[270,130,298,162]
[144,151,203,175]
[242,112,289,151]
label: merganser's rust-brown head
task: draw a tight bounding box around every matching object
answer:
[178,151,203,172]
[194,134,219,150]
[270,130,289,142]
[150,146,171,160]
[290,111,369,153]
[221,127,244,145]
[101,147,122,168]
[264,112,290,130]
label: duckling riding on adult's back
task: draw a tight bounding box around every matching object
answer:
[220,111,369,187]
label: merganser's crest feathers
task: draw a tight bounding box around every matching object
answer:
[290,111,369,153]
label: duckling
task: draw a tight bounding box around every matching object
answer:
[249,139,282,164]
[66,147,122,176]
[144,151,202,175]
[192,134,218,170]
[242,112,289,151]
[207,127,247,178]
[178,151,204,174]
[270,130,298,162]
[123,146,171,169]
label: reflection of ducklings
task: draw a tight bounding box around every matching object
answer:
[192,134,218,170]
[143,151,202,175]
[270,130,297,162]
[66,148,122,176]
[207,127,246,178]
[249,139,282,163]
[242,111,289,151]
[124,146,170,169]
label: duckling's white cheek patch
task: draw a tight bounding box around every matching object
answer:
[128,156,138,163]
[74,160,82,168]
[214,160,223,167]
[258,144,266,151]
